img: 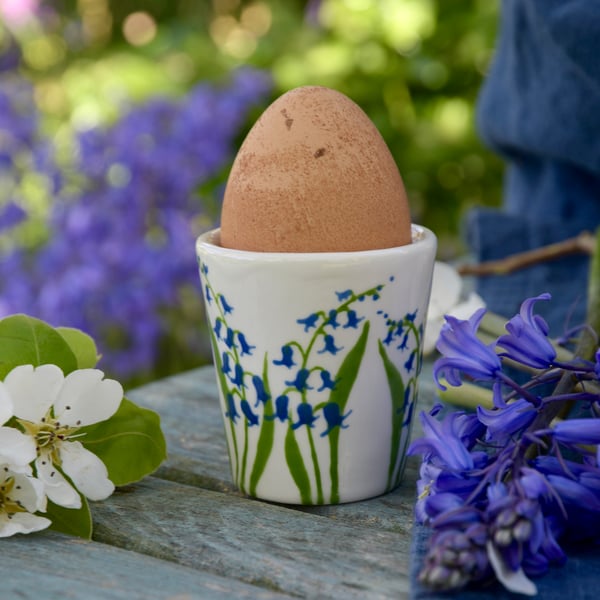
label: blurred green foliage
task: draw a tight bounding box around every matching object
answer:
[3,0,503,258]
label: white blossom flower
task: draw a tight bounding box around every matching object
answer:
[0,463,50,537]
[0,381,37,467]
[424,261,486,355]
[4,364,123,509]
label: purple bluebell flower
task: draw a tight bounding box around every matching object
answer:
[552,418,600,444]
[0,69,272,379]
[433,309,502,389]
[496,293,556,369]
[0,202,27,231]
[477,399,536,444]
[408,407,476,471]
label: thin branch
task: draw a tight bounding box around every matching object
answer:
[458,231,596,277]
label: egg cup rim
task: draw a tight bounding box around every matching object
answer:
[196,224,436,262]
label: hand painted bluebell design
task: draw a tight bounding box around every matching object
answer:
[273,345,295,368]
[321,403,352,437]
[198,262,424,504]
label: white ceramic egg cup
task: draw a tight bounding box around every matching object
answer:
[196,225,436,505]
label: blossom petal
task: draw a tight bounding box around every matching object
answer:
[60,441,114,501]
[54,369,123,427]
[35,454,81,509]
[0,382,13,425]
[0,512,51,538]
[10,470,47,513]
[6,364,64,422]
[0,426,37,466]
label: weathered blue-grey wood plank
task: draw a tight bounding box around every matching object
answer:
[91,476,412,599]
[1,531,292,599]
[127,364,434,534]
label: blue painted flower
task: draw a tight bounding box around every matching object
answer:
[326,310,340,329]
[404,350,416,372]
[237,332,255,356]
[273,345,295,368]
[320,403,352,437]
[230,363,246,387]
[318,370,338,391]
[221,351,232,375]
[213,318,223,340]
[219,294,234,315]
[225,393,240,423]
[434,309,502,389]
[343,310,363,329]
[240,400,259,426]
[496,294,556,369]
[224,327,236,349]
[265,394,289,422]
[285,368,313,391]
[252,375,270,406]
[318,334,343,355]
[292,403,318,430]
[297,313,319,331]
[335,289,352,301]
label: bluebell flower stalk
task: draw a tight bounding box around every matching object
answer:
[410,291,600,595]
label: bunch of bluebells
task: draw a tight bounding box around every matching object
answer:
[0,68,272,379]
[409,293,600,595]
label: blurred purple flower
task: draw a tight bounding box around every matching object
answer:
[0,68,272,379]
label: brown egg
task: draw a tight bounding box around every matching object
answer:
[220,86,412,253]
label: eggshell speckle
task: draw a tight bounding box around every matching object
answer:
[220,86,412,253]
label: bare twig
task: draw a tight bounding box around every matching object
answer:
[458,231,596,277]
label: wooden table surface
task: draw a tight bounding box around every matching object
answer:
[1,363,437,600]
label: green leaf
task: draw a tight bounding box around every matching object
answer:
[284,424,312,505]
[327,321,370,503]
[208,327,239,483]
[249,354,275,496]
[0,314,78,379]
[47,496,93,540]
[378,339,406,490]
[79,397,167,486]
[56,327,100,369]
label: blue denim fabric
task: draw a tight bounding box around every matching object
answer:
[466,0,600,335]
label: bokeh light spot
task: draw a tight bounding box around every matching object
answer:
[123,12,157,47]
